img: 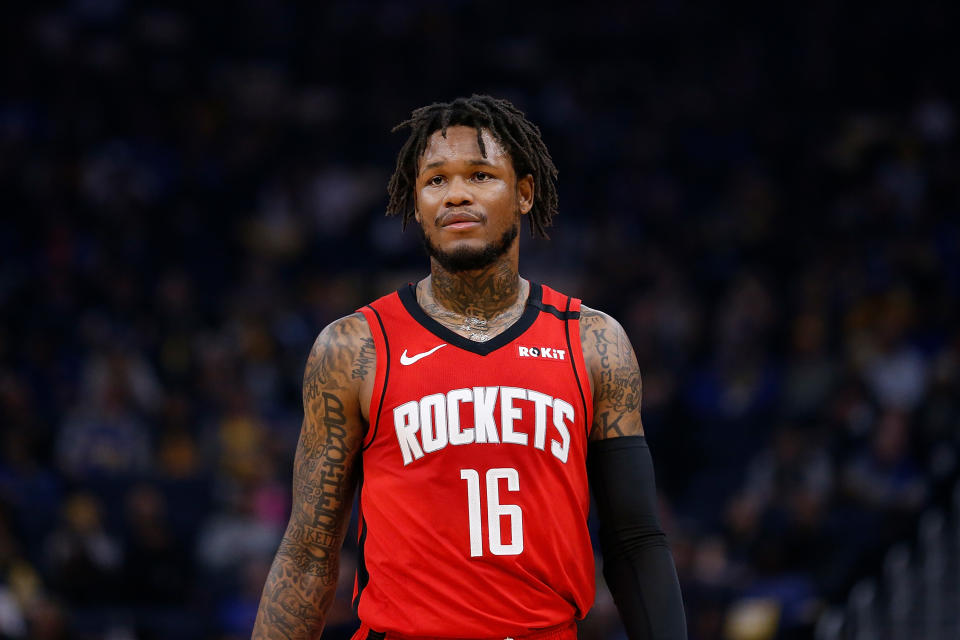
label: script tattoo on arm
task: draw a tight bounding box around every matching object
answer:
[580,306,644,440]
[351,337,375,380]
[253,313,371,639]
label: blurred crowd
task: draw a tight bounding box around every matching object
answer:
[2,2,959,639]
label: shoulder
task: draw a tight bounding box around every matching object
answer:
[578,306,644,439]
[579,305,630,361]
[579,304,619,330]
[303,313,375,394]
[578,306,641,396]
[313,312,373,348]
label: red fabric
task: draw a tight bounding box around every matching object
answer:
[354,283,594,637]
[349,619,578,640]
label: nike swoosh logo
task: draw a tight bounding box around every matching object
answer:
[400,344,447,365]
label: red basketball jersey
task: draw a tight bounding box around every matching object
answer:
[354,282,595,636]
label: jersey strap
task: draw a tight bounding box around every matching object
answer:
[560,292,593,438]
[358,304,391,450]
[540,288,593,437]
[526,294,581,320]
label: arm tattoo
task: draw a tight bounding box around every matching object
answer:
[580,307,644,440]
[253,314,370,639]
[351,337,376,380]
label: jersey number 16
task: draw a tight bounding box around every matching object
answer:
[460,468,524,557]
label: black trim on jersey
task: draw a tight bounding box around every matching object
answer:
[363,304,390,452]
[353,468,370,612]
[397,281,543,356]
[564,296,590,438]
[528,296,581,320]
[365,631,385,640]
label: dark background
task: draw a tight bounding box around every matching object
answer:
[2,2,959,639]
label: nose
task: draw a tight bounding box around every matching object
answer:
[444,175,473,208]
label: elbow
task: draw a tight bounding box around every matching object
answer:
[601,526,669,561]
[277,537,340,586]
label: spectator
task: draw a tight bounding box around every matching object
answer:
[121,484,191,605]
[54,382,153,481]
[44,493,122,605]
[843,410,927,514]
[740,425,833,511]
[195,486,281,577]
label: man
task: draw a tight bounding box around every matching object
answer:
[253,95,686,639]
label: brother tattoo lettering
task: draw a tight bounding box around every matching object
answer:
[252,314,369,639]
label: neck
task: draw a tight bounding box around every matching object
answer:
[427,255,522,319]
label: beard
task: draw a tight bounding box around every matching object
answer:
[422,221,520,273]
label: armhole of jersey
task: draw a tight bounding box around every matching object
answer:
[352,461,369,613]
[359,305,390,451]
[564,296,594,438]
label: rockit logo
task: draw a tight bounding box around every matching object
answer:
[517,345,566,360]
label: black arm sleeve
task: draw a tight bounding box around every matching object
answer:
[587,436,687,640]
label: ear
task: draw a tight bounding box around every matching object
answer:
[517,174,534,215]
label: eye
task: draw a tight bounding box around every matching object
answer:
[474,171,491,182]
[428,175,445,186]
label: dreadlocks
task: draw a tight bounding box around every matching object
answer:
[386,95,559,238]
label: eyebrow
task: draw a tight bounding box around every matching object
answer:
[420,158,497,172]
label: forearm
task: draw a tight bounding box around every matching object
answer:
[253,540,337,639]
[589,437,687,640]
[253,479,352,639]
[601,534,685,640]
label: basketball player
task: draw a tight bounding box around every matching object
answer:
[253,96,686,639]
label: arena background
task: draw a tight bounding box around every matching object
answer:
[2,2,960,639]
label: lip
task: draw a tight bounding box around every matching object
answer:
[439,211,483,227]
[443,221,480,231]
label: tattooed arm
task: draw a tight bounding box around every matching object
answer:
[580,306,687,639]
[253,313,375,639]
[580,307,644,440]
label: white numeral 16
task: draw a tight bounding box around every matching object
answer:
[460,468,524,557]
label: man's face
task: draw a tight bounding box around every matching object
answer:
[415,125,533,272]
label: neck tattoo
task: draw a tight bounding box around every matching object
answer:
[417,279,527,342]
[432,309,493,342]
